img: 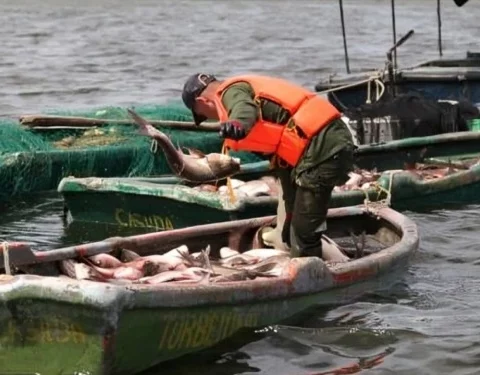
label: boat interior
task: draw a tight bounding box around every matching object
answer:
[1,211,402,284]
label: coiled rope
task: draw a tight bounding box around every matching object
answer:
[361,170,402,215]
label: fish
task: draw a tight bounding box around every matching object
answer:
[163,245,189,258]
[241,248,290,259]
[321,235,350,263]
[344,172,363,190]
[141,254,187,272]
[127,108,242,183]
[80,256,152,280]
[180,246,277,280]
[234,180,272,197]
[120,249,141,262]
[211,271,257,283]
[59,259,96,280]
[137,267,211,284]
[219,247,240,259]
[240,255,290,272]
[193,184,218,193]
[210,262,281,282]
[259,175,280,196]
[218,253,260,267]
[87,253,123,268]
[60,259,114,282]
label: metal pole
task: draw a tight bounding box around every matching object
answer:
[391,0,397,69]
[339,0,351,74]
[437,0,443,56]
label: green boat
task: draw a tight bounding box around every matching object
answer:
[0,104,262,204]
[58,133,480,230]
[0,206,418,375]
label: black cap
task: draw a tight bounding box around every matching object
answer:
[182,73,217,126]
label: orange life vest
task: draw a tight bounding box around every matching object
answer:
[214,75,341,167]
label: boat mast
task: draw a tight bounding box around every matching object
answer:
[391,0,397,69]
[437,0,443,56]
[338,0,351,74]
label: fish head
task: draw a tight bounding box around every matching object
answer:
[205,153,242,177]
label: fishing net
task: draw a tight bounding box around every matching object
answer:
[0,102,263,201]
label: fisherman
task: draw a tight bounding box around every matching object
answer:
[181,73,355,262]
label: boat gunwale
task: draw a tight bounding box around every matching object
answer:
[58,156,480,214]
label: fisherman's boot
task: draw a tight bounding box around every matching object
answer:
[262,179,290,251]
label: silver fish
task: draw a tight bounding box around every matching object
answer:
[193,184,218,193]
[241,249,290,260]
[180,247,275,280]
[219,247,240,259]
[141,254,187,273]
[163,245,189,258]
[218,254,260,267]
[344,172,363,190]
[235,180,272,197]
[60,259,111,282]
[59,259,92,280]
[137,267,211,284]
[120,249,141,262]
[87,253,123,268]
[211,262,280,282]
[128,109,241,183]
[211,271,256,283]
[259,175,280,196]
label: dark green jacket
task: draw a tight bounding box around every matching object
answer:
[221,81,354,210]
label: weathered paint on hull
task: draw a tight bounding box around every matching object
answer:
[111,271,406,375]
[0,207,418,375]
[60,161,480,231]
[355,131,480,171]
[0,265,408,375]
[0,299,105,375]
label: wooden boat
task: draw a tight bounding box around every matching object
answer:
[0,205,419,375]
[315,1,480,110]
[315,52,480,111]
[58,132,480,230]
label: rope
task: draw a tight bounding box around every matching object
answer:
[317,74,383,97]
[361,170,401,216]
[2,242,11,275]
[220,144,237,204]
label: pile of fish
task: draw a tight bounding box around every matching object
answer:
[408,163,463,180]
[334,169,382,192]
[187,161,467,197]
[59,245,291,285]
[193,176,280,198]
[335,163,466,192]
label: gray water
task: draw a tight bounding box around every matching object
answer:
[1,0,480,374]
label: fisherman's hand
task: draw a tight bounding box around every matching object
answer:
[219,121,246,140]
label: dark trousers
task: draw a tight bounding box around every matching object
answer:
[289,184,334,257]
[277,147,354,258]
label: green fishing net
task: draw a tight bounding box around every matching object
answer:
[0,103,263,201]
